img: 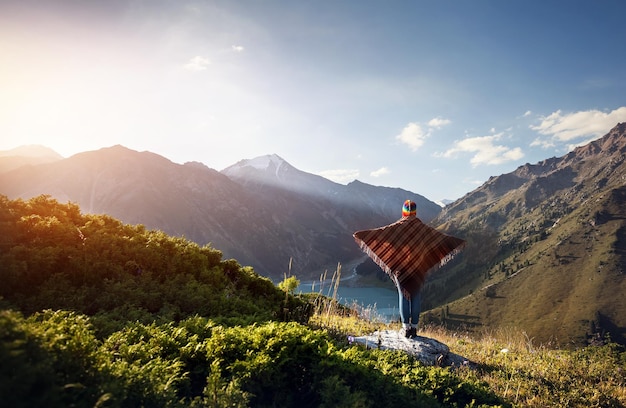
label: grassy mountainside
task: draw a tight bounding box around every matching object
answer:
[0,195,506,407]
[423,123,626,346]
[1,195,624,407]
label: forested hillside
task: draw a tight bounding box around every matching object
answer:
[0,195,508,407]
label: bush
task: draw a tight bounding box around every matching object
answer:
[1,310,507,408]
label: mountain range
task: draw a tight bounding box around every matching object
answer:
[0,145,439,281]
[422,122,626,345]
[0,145,63,173]
[1,122,625,346]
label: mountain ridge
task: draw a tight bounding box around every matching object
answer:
[0,145,440,280]
[0,144,64,173]
[423,122,626,346]
[223,155,441,222]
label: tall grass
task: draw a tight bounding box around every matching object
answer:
[434,325,626,407]
[307,262,390,338]
[307,271,626,407]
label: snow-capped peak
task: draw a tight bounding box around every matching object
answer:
[221,154,291,181]
[241,154,286,171]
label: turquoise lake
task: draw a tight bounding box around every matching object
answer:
[298,283,399,322]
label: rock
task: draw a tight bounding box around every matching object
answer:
[351,330,472,368]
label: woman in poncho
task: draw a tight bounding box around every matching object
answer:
[353,200,465,339]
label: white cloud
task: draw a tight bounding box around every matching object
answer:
[318,168,359,184]
[440,133,524,166]
[427,117,451,128]
[396,122,426,151]
[523,110,532,117]
[232,45,244,52]
[396,117,451,151]
[184,56,211,71]
[529,137,554,149]
[370,167,390,177]
[530,107,626,145]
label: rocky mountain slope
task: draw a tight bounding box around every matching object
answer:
[423,122,626,346]
[223,154,441,223]
[0,146,439,280]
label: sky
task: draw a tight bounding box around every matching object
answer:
[1,0,626,203]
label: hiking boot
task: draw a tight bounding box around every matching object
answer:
[403,327,416,339]
[401,327,418,339]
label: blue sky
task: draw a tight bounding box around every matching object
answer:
[1,1,625,202]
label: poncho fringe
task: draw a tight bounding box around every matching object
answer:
[353,216,465,299]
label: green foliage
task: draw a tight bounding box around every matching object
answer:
[278,275,300,294]
[0,195,305,337]
[1,310,506,407]
[3,195,623,407]
[0,309,111,407]
[191,360,250,407]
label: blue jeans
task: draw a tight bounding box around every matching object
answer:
[396,283,421,325]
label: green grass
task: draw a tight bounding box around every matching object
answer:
[307,261,625,407]
[312,305,626,407]
[428,326,626,407]
[3,194,624,407]
[307,272,626,407]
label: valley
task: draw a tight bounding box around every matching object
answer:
[1,122,625,346]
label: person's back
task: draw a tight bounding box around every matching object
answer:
[353,199,465,338]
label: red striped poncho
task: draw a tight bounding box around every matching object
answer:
[353,215,465,299]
